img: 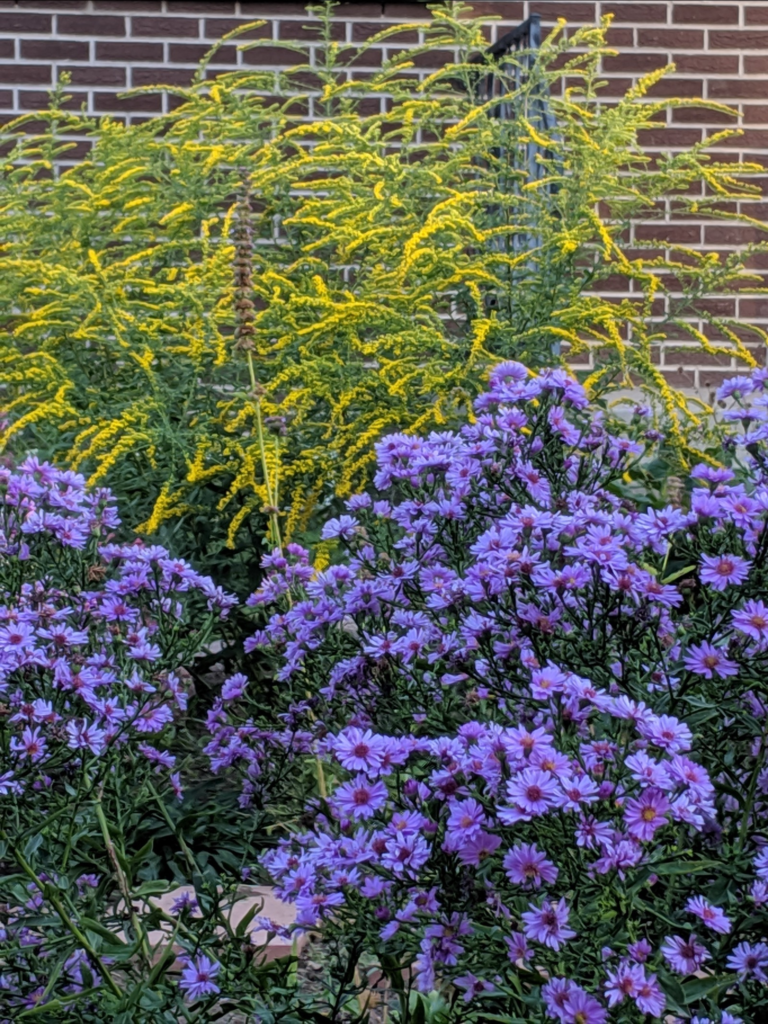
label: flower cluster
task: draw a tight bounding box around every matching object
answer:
[0,459,240,1016]
[215,364,768,1020]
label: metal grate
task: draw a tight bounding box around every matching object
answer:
[471,13,557,192]
[468,14,560,352]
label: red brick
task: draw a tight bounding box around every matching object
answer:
[673,3,739,24]
[279,19,344,40]
[745,55,768,74]
[699,297,737,316]
[605,27,634,46]
[671,105,736,124]
[60,141,93,160]
[0,65,51,84]
[21,39,89,60]
[526,2,596,19]
[93,90,163,113]
[18,88,78,109]
[0,12,50,32]
[647,77,704,97]
[711,30,768,48]
[351,22,419,43]
[407,48,454,67]
[166,1,234,10]
[746,5,768,25]
[348,46,385,66]
[381,2,444,15]
[743,105,768,124]
[708,79,768,99]
[168,42,237,62]
[638,28,703,47]
[131,66,192,87]
[603,51,669,72]
[662,367,698,387]
[239,2,310,13]
[639,127,705,148]
[242,43,307,65]
[0,0,84,6]
[603,3,668,22]
[0,89,12,105]
[93,2,161,9]
[635,223,703,243]
[96,41,163,60]
[58,14,126,35]
[443,1,523,15]
[131,16,200,37]
[664,348,732,367]
[0,38,11,58]
[204,18,269,39]
[719,128,768,147]
[69,65,126,86]
[673,53,738,74]
[740,298,768,317]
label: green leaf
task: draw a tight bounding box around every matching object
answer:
[652,858,722,876]
[661,563,696,583]
[682,974,735,1004]
[78,916,128,947]
[134,880,169,897]
[235,897,263,939]
[23,834,43,860]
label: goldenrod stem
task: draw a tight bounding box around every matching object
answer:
[247,350,282,550]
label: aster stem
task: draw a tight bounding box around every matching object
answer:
[94,792,152,967]
[737,736,766,853]
[10,839,123,999]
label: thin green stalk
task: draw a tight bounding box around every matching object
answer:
[247,349,282,550]
[737,738,766,853]
[94,795,152,966]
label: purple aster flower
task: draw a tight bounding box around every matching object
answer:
[731,599,768,642]
[453,973,494,1001]
[179,954,221,1000]
[542,978,577,1021]
[321,515,358,541]
[445,797,487,846]
[563,987,607,1024]
[456,831,502,867]
[9,726,47,763]
[503,842,559,889]
[699,553,751,591]
[381,833,431,876]
[627,938,652,963]
[661,934,710,976]
[521,898,576,950]
[333,775,388,820]
[683,641,739,679]
[505,767,560,817]
[221,673,248,701]
[333,728,387,773]
[726,941,768,981]
[171,892,199,915]
[634,973,665,1016]
[604,961,644,1006]
[132,704,174,733]
[685,895,731,934]
[624,787,670,841]
[640,714,692,753]
[505,931,530,963]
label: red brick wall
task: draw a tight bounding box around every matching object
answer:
[0,0,766,391]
